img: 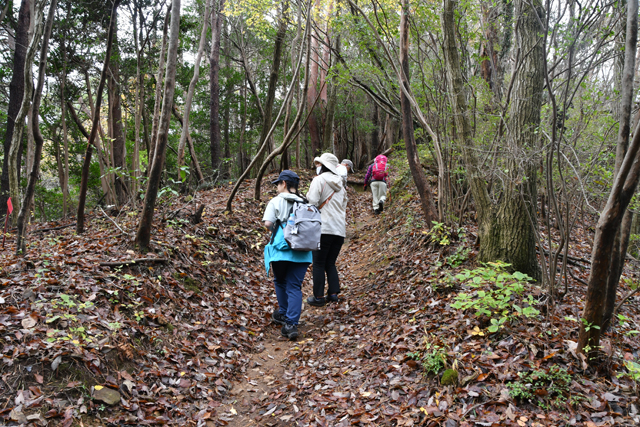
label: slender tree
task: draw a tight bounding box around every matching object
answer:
[76,0,121,233]
[601,0,638,331]
[149,5,171,168]
[579,0,639,355]
[209,0,226,173]
[399,0,438,224]
[136,0,182,250]
[16,0,58,253]
[0,0,30,219]
[8,0,47,224]
[177,0,211,177]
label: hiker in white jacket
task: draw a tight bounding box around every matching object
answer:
[306,153,347,306]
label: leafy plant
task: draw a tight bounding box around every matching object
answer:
[450,262,539,333]
[406,336,448,376]
[507,365,573,408]
[620,360,640,382]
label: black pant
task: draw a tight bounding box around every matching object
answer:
[312,234,345,298]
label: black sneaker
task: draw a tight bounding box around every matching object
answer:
[327,294,340,303]
[379,201,384,212]
[272,310,286,325]
[373,209,380,215]
[306,296,326,307]
[281,324,299,340]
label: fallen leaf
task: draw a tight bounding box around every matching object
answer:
[22,317,36,328]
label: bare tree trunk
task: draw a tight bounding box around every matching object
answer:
[477,0,543,280]
[254,6,311,198]
[238,80,247,174]
[209,0,226,173]
[0,0,30,219]
[322,33,339,153]
[223,22,232,178]
[67,100,115,204]
[370,101,379,157]
[131,1,143,200]
[177,0,210,178]
[76,0,120,233]
[227,0,309,211]
[149,5,171,170]
[171,104,204,182]
[251,2,288,182]
[15,0,57,253]
[136,0,181,250]
[108,23,128,206]
[307,0,322,158]
[59,29,71,217]
[442,0,493,242]
[399,0,437,224]
[8,0,45,225]
[59,75,69,217]
[597,0,638,334]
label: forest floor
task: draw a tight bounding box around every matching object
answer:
[1,168,640,426]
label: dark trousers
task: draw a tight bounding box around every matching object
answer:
[272,261,310,325]
[312,234,345,298]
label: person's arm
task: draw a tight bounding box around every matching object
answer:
[262,199,277,230]
[306,177,322,206]
[364,165,372,186]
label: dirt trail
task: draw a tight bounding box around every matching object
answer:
[219,189,379,426]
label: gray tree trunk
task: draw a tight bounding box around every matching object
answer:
[136,0,181,250]
[209,0,225,173]
[1,0,30,219]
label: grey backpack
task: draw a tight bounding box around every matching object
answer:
[284,202,322,251]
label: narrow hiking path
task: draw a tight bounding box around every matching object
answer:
[219,186,385,426]
[210,176,639,427]
[1,171,637,426]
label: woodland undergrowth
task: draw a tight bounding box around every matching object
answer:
[0,168,639,426]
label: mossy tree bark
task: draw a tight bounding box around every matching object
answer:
[442,0,542,280]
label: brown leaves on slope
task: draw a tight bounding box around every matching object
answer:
[0,179,283,425]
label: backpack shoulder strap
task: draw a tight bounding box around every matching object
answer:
[318,177,337,210]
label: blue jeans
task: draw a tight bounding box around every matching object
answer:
[272,261,310,325]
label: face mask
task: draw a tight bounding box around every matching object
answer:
[316,166,323,175]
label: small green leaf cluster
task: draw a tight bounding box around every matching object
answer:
[506,365,573,409]
[406,338,448,376]
[450,262,539,333]
[43,294,96,346]
[620,360,640,383]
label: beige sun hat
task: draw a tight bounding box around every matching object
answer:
[314,152,340,175]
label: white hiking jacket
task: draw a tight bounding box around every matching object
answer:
[307,172,347,237]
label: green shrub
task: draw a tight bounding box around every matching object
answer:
[450,261,540,332]
[506,365,573,409]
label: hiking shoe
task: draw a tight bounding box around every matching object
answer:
[306,296,326,307]
[327,294,340,303]
[272,310,286,325]
[281,324,299,340]
[379,201,384,212]
[373,209,380,215]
